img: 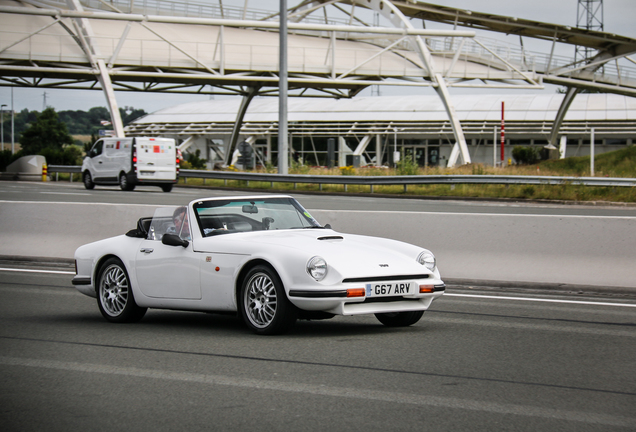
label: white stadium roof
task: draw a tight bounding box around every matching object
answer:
[135,93,636,125]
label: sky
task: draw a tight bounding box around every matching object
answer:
[1,0,634,115]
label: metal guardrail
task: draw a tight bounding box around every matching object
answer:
[47,165,636,190]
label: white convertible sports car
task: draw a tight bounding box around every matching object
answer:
[73,195,445,334]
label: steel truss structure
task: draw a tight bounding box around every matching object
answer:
[1,0,636,166]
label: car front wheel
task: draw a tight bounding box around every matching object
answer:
[375,311,424,327]
[83,171,95,189]
[240,265,297,335]
[97,258,147,323]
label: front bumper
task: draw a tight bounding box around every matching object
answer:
[289,283,445,315]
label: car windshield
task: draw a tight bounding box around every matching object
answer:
[193,197,322,236]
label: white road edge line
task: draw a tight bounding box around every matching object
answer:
[444,293,636,308]
[1,267,634,308]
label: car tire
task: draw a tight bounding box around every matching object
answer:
[96,258,147,323]
[375,311,424,327]
[119,173,135,191]
[240,265,297,335]
[83,171,95,190]
[160,184,173,192]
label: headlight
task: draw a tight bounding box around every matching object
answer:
[307,256,328,281]
[417,251,436,272]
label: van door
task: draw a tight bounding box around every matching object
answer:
[135,138,177,181]
[87,139,106,180]
[105,138,133,179]
[101,139,122,179]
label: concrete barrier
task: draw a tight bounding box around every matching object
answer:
[1,200,635,289]
[0,155,46,181]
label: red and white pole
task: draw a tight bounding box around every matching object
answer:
[500,101,505,164]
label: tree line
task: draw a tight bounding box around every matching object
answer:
[1,106,146,170]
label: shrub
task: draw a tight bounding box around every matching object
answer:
[396,154,419,175]
[39,145,84,165]
[184,149,207,169]
[512,146,540,165]
[340,165,356,176]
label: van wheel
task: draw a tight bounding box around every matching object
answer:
[160,184,173,192]
[119,173,135,191]
[83,172,95,190]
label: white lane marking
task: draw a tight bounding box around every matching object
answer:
[0,200,159,207]
[1,201,634,219]
[0,356,633,427]
[1,267,634,308]
[444,293,636,308]
[309,209,636,220]
[0,268,75,275]
[41,192,92,196]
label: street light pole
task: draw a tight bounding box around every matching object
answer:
[278,0,288,175]
[11,87,15,154]
[1,104,6,152]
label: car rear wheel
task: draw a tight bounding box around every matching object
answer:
[83,171,95,189]
[119,173,135,191]
[97,258,147,323]
[375,311,424,327]
[240,265,297,335]
[160,184,173,192]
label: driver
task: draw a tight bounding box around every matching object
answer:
[170,206,190,240]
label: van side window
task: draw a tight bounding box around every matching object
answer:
[90,141,104,157]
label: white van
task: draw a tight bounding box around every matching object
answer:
[82,137,179,192]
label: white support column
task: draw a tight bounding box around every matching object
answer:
[353,135,372,156]
[369,0,470,167]
[338,136,349,167]
[97,60,125,137]
[178,136,196,153]
[550,87,580,147]
[436,73,470,167]
[66,0,125,137]
[559,136,568,159]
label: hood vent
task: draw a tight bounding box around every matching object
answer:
[317,236,344,241]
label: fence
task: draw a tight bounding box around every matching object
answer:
[48,165,636,191]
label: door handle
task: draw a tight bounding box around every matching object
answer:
[140,248,154,254]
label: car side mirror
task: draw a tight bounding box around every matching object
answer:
[324,224,332,229]
[162,233,189,248]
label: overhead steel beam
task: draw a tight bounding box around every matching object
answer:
[0,6,475,37]
[227,85,262,166]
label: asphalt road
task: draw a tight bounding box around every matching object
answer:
[1,269,635,431]
[1,181,635,430]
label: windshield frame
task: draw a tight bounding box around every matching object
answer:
[192,196,322,237]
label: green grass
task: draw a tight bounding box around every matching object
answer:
[55,147,636,203]
[540,145,636,177]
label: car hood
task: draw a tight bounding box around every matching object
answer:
[194,229,431,280]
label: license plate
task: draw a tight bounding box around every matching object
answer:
[365,282,413,297]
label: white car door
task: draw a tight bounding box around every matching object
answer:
[134,240,202,299]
